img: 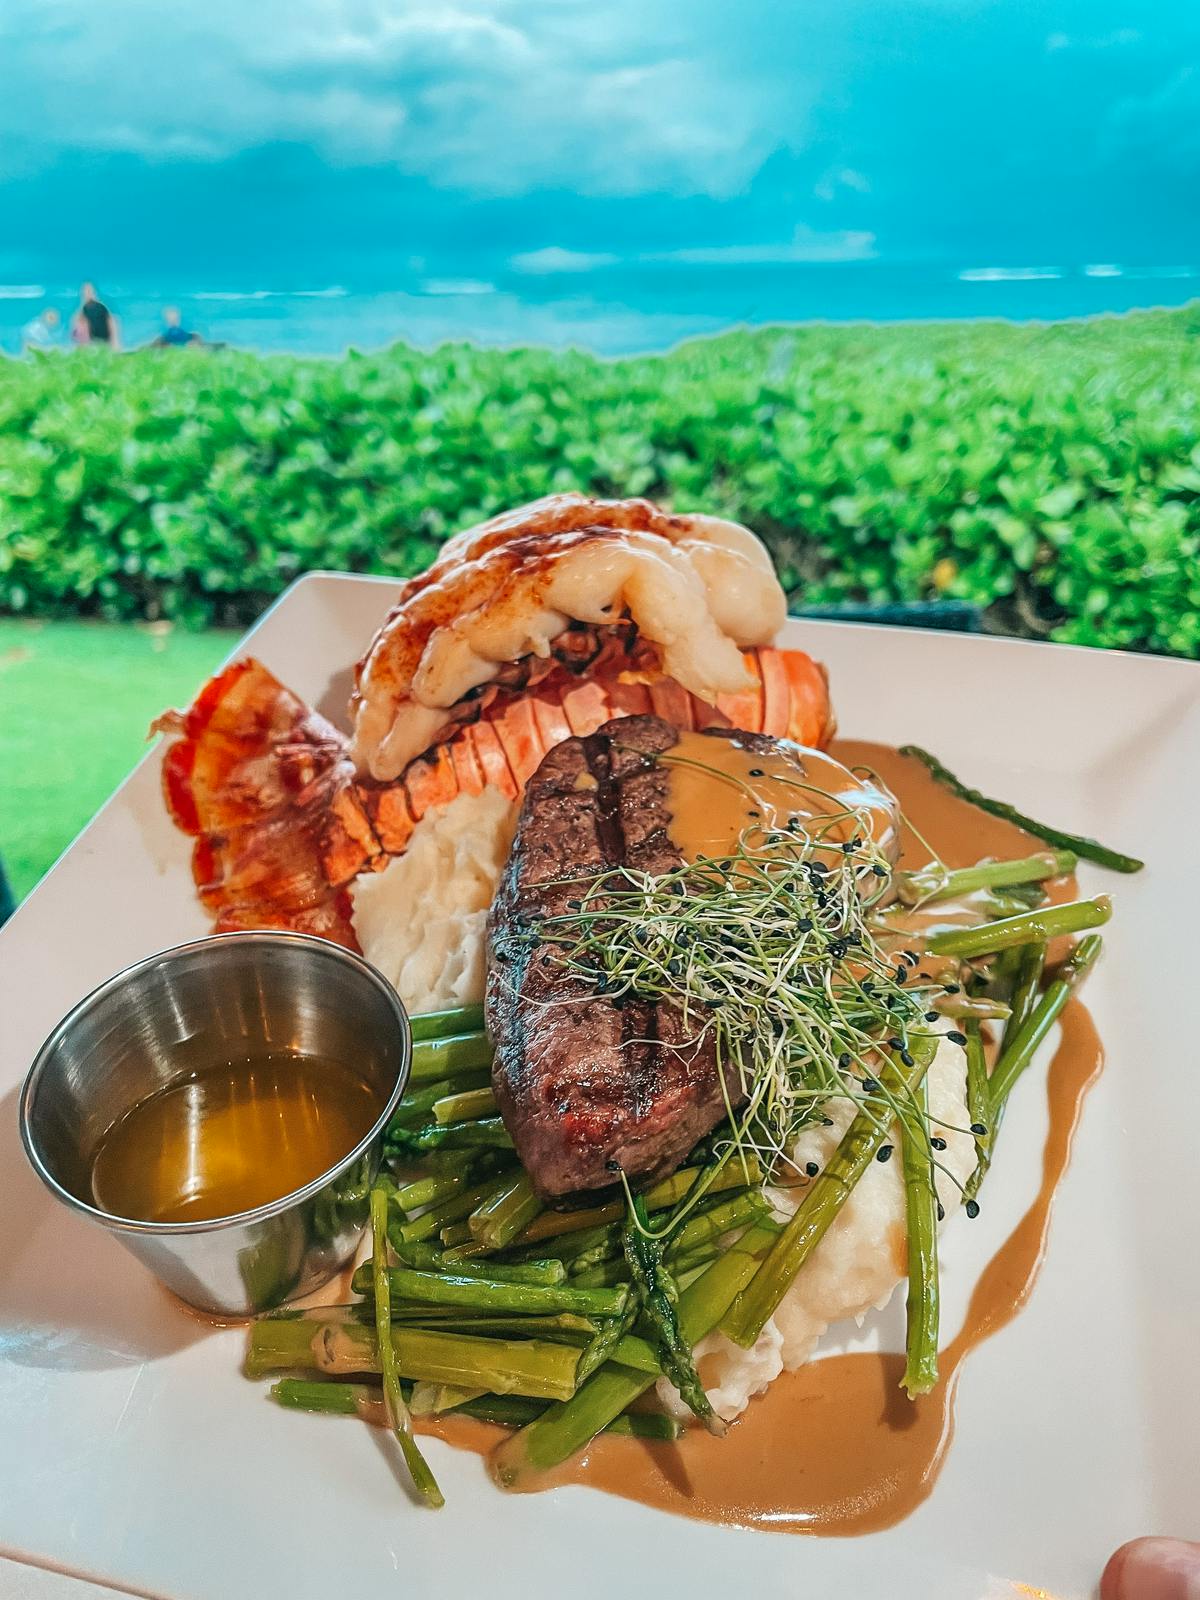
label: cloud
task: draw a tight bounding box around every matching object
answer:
[0,0,1198,289]
[510,247,621,275]
[0,0,792,197]
[644,227,877,266]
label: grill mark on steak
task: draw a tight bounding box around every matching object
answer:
[487,713,782,1201]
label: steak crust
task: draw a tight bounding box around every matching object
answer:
[487,714,781,1199]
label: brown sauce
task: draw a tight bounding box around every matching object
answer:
[663,729,897,862]
[419,744,1103,1533]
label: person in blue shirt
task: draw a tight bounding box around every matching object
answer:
[153,306,202,348]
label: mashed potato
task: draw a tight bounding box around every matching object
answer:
[657,1033,976,1421]
[351,788,516,1015]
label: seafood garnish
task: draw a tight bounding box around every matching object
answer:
[349,493,788,781]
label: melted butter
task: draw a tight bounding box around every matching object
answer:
[405,742,1104,1535]
[663,730,898,863]
[90,1051,383,1223]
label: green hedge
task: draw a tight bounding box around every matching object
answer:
[2,306,1199,655]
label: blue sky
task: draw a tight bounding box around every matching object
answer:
[1,0,1197,292]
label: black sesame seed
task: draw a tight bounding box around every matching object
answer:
[937,1202,946,1222]
[876,1144,894,1163]
[805,1161,819,1178]
[838,1052,852,1069]
[749,768,764,777]
[931,1136,947,1151]
[605,1159,621,1173]
[887,1036,903,1050]
[900,1049,914,1067]
[969,1121,988,1137]
[943,983,961,995]
[841,840,856,854]
[862,1076,880,1094]
[797,917,814,933]
[894,965,907,983]
[748,809,761,818]
[924,1010,940,1022]
[965,1199,980,1219]
[946,1030,968,1046]
[872,863,888,877]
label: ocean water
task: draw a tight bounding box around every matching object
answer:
[1,260,1197,359]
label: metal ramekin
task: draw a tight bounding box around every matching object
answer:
[18,931,411,1316]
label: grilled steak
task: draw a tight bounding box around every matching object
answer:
[487,714,778,1200]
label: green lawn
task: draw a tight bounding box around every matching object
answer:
[0,620,235,900]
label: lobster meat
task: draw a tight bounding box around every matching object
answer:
[156,644,835,950]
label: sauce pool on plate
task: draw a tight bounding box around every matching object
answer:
[90,1051,384,1223]
[415,742,1103,1535]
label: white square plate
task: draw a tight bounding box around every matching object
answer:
[1,575,1197,1600]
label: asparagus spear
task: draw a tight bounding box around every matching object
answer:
[573,1299,644,1385]
[390,1072,493,1130]
[897,747,1144,873]
[899,1079,940,1397]
[623,1194,724,1435]
[469,1171,541,1250]
[395,1169,517,1245]
[354,1256,569,1290]
[962,1020,992,1205]
[987,935,1102,1112]
[410,1381,488,1416]
[390,1154,513,1217]
[490,1223,778,1485]
[246,1314,582,1400]
[268,1379,681,1439]
[409,1031,494,1085]
[388,1117,514,1156]
[925,896,1110,959]
[896,850,1076,907]
[1006,941,1047,1037]
[434,1086,500,1125]
[508,1158,761,1252]
[411,1004,485,1042]
[354,1263,630,1319]
[663,1191,769,1262]
[370,1185,444,1508]
[721,1036,937,1349]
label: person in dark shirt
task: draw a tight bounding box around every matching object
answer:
[153,306,202,348]
[71,282,121,349]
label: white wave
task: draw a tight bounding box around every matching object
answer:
[1084,263,1123,277]
[1123,265,1199,280]
[192,287,348,301]
[419,278,496,297]
[959,266,1063,282]
[0,285,44,299]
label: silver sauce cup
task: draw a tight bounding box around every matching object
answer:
[18,931,411,1316]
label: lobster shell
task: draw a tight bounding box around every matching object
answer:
[157,646,834,949]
